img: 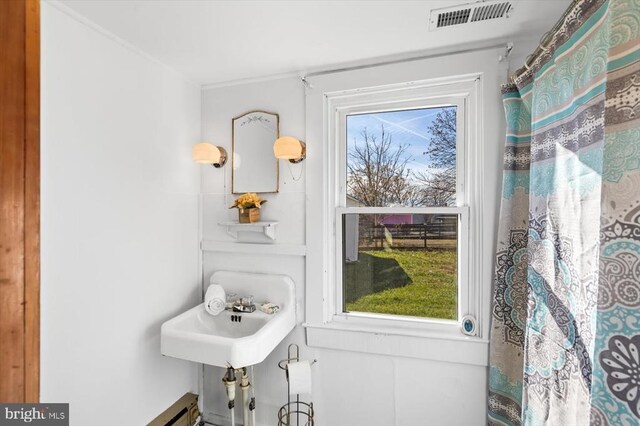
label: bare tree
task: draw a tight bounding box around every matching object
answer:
[423,108,456,169]
[347,108,457,212]
[421,108,457,206]
[347,125,414,207]
[414,168,456,206]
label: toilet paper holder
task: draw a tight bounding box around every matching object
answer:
[277,344,316,426]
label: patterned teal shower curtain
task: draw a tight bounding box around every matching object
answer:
[488,0,640,425]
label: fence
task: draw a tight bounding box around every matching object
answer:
[363,222,456,249]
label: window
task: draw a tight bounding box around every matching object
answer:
[330,82,476,335]
[341,106,463,322]
[305,72,488,364]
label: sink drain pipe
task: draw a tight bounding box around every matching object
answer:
[222,366,256,426]
[239,368,252,426]
[222,367,236,426]
[249,366,256,426]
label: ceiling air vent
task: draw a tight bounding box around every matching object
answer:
[429,1,512,30]
[437,8,472,28]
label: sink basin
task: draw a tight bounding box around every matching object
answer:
[161,271,296,368]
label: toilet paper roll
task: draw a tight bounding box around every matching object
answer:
[204,284,226,316]
[287,360,312,396]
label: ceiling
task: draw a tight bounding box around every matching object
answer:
[55,0,571,86]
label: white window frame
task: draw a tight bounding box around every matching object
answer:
[336,97,467,333]
[304,74,488,366]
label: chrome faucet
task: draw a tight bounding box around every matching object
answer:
[231,294,256,313]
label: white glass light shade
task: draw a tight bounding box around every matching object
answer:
[192,143,220,163]
[273,136,306,163]
[192,143,227,167]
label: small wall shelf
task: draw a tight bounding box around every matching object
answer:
[218,221,279,240]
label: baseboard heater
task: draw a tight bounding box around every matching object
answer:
[148,392,200,426]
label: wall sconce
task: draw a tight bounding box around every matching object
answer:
[273,136,306,163]
[192,143,227,168]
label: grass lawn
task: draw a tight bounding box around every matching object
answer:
[345,249,457,320]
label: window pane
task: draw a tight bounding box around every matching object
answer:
[346,107,457,207]
[342,213,458,320]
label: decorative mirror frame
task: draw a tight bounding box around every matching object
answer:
[231,110,280,194]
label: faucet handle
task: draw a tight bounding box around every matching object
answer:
[241,295,254,307]
[232,295,256,313]
[225,293,238,310]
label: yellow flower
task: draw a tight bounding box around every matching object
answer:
[230,192,267,209]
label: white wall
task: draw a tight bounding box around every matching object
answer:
[40,3,201,425]
[304,49,505,426]
[199,78,307,426]
[39,2,543,424]
[199,43,523,425]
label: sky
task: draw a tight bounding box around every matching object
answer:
[346,106,455,178]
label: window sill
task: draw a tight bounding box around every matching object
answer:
[303,322,488,366]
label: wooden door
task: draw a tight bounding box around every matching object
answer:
[0,0,40,403]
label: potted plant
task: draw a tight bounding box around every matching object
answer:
[230,192,267,223]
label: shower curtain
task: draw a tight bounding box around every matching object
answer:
[488,0,640,425]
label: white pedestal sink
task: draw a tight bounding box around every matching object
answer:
[161,271,296,368]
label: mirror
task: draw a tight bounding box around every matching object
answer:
[232,111,279,194]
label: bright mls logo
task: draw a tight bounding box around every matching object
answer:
[0,404,68,426]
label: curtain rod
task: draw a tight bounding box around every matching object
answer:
[302,42,512,81]
[511,0,581,83]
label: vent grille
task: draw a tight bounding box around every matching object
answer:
[470,2,511,22]
[437,8,472,28]
[430,1,512,30]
